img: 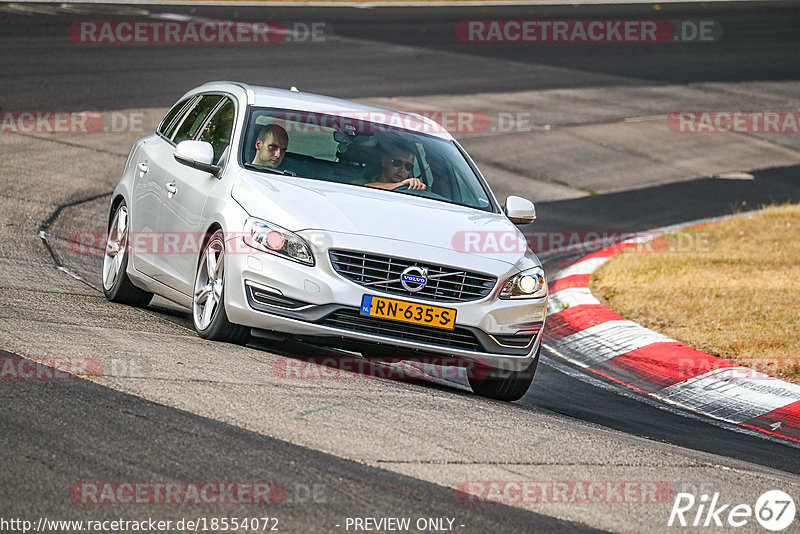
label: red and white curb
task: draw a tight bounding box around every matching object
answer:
[541,217,800,444]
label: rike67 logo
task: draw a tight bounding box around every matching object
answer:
[668,490,796,531]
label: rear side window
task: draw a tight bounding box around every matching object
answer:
[158,97,193,138]
[198,98,235,164]
[172,94,223,144]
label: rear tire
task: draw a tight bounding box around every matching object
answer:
[192,230,250,345]
[468,345,540,401]
[102,201,153,307]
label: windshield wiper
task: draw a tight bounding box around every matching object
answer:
[244,163,296,177]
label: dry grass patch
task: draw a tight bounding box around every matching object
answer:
[591,204,800,384]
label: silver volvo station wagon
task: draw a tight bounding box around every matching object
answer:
[103,81,547,401]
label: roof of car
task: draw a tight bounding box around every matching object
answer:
[194,81,454,141]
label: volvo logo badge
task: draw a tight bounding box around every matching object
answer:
[400,266,428,292]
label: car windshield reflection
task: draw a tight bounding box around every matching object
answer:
[240,107,494,211]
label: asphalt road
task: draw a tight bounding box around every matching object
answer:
[531,164,800,234]
[2,2,800,533]
[1,2,800,109]
[0,350,600,533]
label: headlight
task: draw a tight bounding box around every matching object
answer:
[499,266,547,299]
[242,217,314,266]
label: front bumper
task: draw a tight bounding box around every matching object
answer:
[223,232,547,371]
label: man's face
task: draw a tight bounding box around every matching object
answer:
[382,151,415,182]
[255,132,288,168]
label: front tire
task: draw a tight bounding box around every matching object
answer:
[468,345,540,401]
[102,201,153,307]
[192,230,250,345]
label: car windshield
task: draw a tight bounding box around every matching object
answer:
[241,107,494,211]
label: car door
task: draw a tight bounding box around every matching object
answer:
[129,95,197,279]
[157,95,235,296]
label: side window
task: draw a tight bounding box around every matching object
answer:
[172,94,223,144]
[198,98,235,164]
[158,97,193,138]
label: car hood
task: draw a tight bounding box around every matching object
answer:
[232,171,536,267]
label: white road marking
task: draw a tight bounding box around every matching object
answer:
[547,287,600,315]
[656,367,800,424]
[548,256,609,282]
[554,320,674,367]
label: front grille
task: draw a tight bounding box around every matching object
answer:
[329,250,496,303]
[322,309,482,352]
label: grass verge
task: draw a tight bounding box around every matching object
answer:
[591,204,800,384]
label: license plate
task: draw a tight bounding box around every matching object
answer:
[360,295,456,330]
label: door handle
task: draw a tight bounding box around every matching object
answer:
[137,162,149,174]
[166,181,177,197]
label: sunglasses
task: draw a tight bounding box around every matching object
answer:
[391,159,414,171]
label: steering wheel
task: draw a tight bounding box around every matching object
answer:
[395,184,450,201]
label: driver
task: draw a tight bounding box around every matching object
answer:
[253,124,289,168]
[365,144,426,191]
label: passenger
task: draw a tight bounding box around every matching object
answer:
[365,144,426,191]
[253,124,289,168]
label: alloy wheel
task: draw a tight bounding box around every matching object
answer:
[102,205,128,291]
[193,235,225,330]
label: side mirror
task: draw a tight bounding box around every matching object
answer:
[174,140,221,177]
[504,196,536,225]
